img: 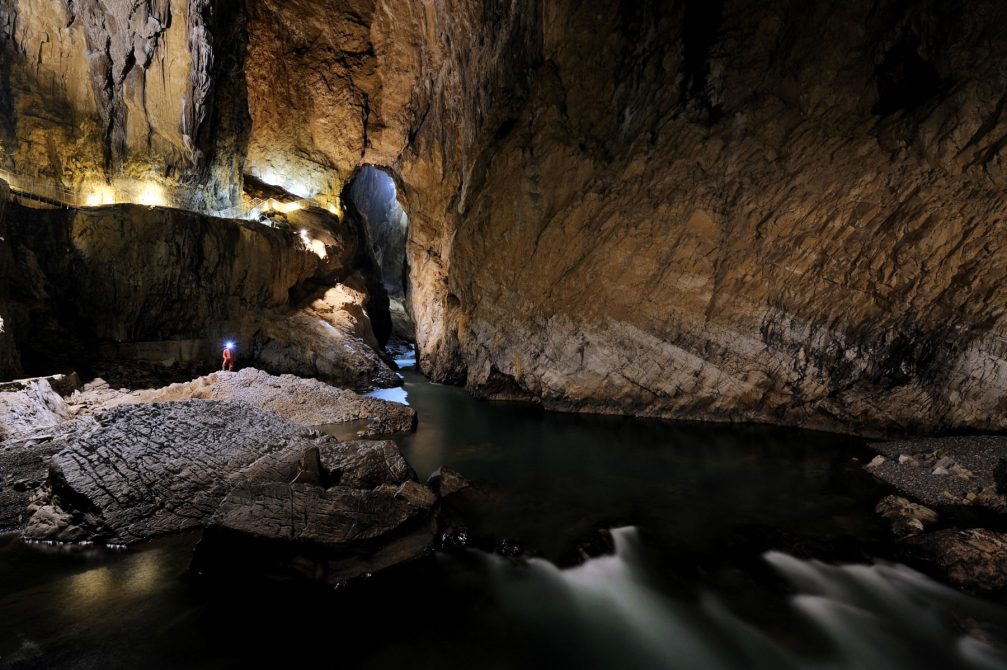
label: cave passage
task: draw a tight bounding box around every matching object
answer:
[343,166,413,342]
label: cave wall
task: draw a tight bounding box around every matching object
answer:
[242,0,426,196]
[335,0,1007,436]
[2,202,319,375]
[5,0,1007,434]
[403,0,1007,435]
[0,0,248,208]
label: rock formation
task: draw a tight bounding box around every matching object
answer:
[1,367,414,534]
[4,1,1007,435]
[192,440,441,585]
[867,435,1007,593]
[70,367,415,436]
[0,197,396,389]
[20,396,449,587]
[238,0,1007,436]
[398,0,1007,437]
[0,0,249,208]
[7,388,452,584]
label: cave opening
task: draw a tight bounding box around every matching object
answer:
[342,165,414,349]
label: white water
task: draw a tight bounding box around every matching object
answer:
[365,386,409,405]
[363,350,415,405]
[479,527,1007,670]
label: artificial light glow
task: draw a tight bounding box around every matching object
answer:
[325,201,343,218]
[257,169,313,199]
[260,199,302,214]
[308,239,327,259]
[137,182,167,207]
[225,340,236,350]
[84,185,115,207]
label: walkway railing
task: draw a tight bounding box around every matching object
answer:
[0,168,330,223]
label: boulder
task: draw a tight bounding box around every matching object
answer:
[22,400,325,544]
[901,528,1007,595]
[317,440,415,489]
[192,480,436,584]
[875,495,939,537]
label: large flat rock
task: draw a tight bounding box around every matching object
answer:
[23,400,325,544]
[70,367,415,437]
[19,396,453,584]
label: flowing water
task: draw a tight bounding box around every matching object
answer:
[2,355,1007,669]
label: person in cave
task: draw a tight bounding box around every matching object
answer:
[221,342,236,372]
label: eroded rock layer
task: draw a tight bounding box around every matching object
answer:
[242,0,1007,435]
[399,0,1007,436]
[0,199,396,388]
[0,0,248,207]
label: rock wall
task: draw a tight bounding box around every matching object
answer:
[242,0,425,196]
[7,0,1007,434]
[395,0,1007,436]
[0,0,248,208]
[0,200,395,389]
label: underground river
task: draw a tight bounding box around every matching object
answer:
[2,356,1007,669]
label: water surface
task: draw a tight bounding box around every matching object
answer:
[2,359,1006,669]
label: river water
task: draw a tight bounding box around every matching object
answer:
[2,356,1007,669]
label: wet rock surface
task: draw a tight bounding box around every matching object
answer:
[193,480,437,585]
[901,529,1007,594]
[875,495,939,538]
[16,393,452,585]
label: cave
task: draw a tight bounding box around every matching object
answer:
[3,1,1007,667]
[342,165,414,345]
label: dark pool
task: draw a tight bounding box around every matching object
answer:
[2,360,1007,669]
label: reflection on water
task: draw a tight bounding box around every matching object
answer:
[2,350,1007,668]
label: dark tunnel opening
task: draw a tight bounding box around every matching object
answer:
[342,166,414,347]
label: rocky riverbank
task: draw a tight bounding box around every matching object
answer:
[865,436,1007,594]
[0,367,456,584]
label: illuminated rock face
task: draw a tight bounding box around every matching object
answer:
[6,0,1007,434]
[242,0,425,196]
[0,0,248,208]
[0,200,395,389]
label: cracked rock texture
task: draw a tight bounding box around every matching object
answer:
[193,437,443,584]
[21,396,442,582]
[71,367,415,436]
[901,528,1007,594]
[22,400,322,543]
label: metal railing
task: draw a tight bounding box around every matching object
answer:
[0,168,327,223]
